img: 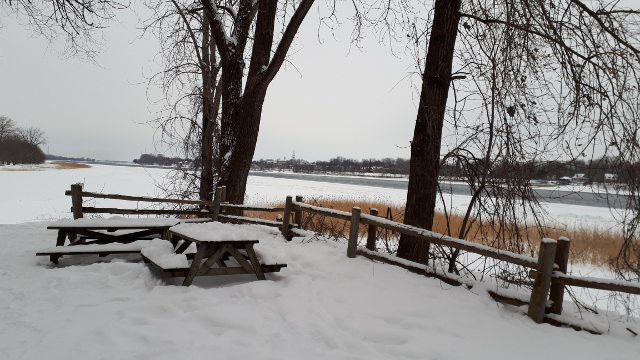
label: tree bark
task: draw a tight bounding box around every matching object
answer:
[396,0,462,264]
[199,15,215,202]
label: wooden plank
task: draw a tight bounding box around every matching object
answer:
[219,214,287,228]
[488,290,529,307]
[174,240,193,254]
[347,207,361,258]
[50,230,68,264]
[167,229,259,245]
[196,244,227,276]
[359,214,539,269]
[366,208,378,251]
[529,270,640,296]
[229,246,257,276]
[549,237,570,314]
[183,243,208,286]
[81,207,209,216]
[356,249,462,287]
[291,202,352,221]
[66,190,215,206]
[528,238,557,323]
[245,243,266,280]
[220,204,283,212]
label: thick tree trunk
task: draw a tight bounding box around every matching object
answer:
[199,16,215,202]
[218,0,278,205]
[396,0,461,264]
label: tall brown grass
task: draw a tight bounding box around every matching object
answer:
[245,196,628,268]
[51,162,92,169]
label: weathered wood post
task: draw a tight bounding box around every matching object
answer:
[70,183,83,219]
[294,195,303,229]
[211,187,222,222]
[347,206,361,258]
[528,238,558,323]
[220,185,227,214]
[282,196,292,239]
[366,208,378,251]
[549,236,571,315]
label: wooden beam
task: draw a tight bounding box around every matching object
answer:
[347,207,361,258]
[528,238,557,323]
[366,208,378,251]
[549,237,570,315]
[82,207,209,216]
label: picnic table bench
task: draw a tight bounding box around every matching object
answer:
[141,223,287,286]
[37,218,211,264]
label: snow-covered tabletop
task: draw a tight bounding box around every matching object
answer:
[48,217,181,229]
[169,222,260,243]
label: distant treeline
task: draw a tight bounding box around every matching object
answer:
[252,157,411,176]
[0,116,46,165]
[253,156,625,183]
[134,153,187,166]
[46,154,96,162]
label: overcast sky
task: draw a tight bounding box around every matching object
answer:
[0,4,419,162]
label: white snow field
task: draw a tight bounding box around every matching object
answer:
[1,222,640,360]
[1,163,639,359]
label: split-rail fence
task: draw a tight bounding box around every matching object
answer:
[64,183,640,333]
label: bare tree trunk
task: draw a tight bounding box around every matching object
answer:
[397,0,461,264]
[199,15,215,202]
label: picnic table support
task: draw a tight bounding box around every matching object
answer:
[181,241,267,286]
[366,208,378,251]
[50,230,68,264]
[549,236,570,315]
[528,238,557,323]
[347,207,361,258]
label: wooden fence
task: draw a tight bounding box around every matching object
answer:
[65,184,640,331]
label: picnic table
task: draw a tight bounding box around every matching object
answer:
[141,223,287,286]
[37,217,211,264]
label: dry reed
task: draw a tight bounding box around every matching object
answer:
[50,162,92,169]
[245,196,630,268]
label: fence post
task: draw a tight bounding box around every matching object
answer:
[211,187,222,222]
[294,195,303,229]
[366,208,378,251]
[549,236,570,315]
[70,183,83,219]
[347,206,361,258]
[282,196,292,239]
[528,238,558,323]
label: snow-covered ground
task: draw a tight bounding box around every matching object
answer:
[1,222,639,359]
[2,163,639,359]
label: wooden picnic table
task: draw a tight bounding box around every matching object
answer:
[141,223,287,286]
[38,218,210,264]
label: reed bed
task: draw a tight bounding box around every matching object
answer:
[244,196,630,268]
[50,162,92,169]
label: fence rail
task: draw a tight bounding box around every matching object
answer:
[63,184,640,329]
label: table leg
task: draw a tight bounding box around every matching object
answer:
[50,230,67,264]
[183,243,208,286]
[244,244,266,281]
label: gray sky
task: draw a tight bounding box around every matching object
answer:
[0,5,418,162]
